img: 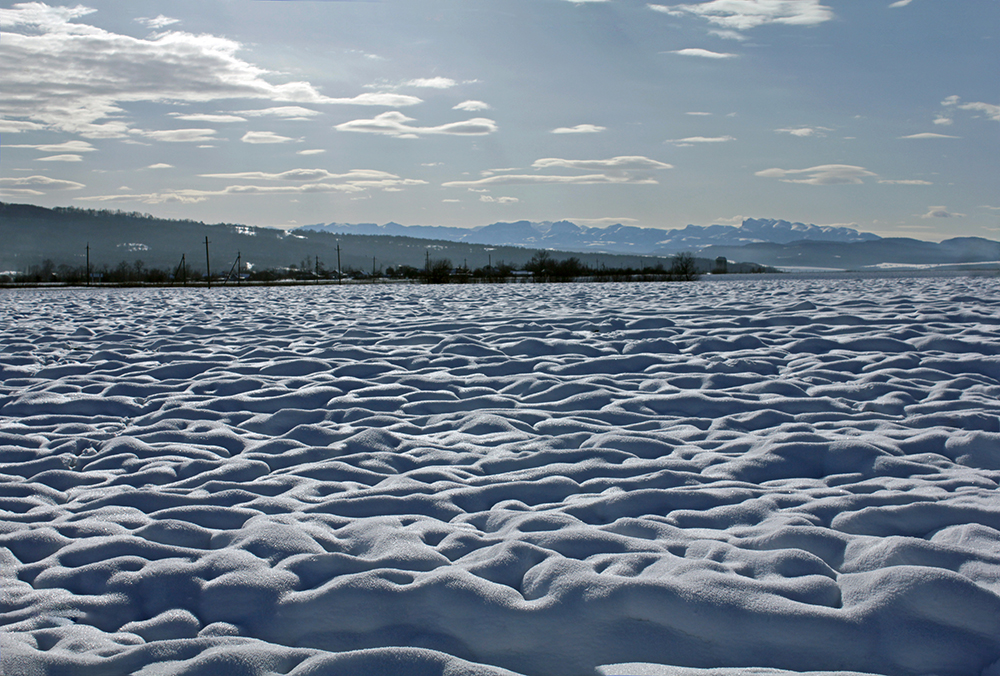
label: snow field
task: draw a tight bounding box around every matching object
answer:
[1,278,999,676]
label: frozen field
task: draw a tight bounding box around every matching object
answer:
[2,277,1000,676]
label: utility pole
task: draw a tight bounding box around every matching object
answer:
[315,256,320,284]
[85,243,90,287]
[336,243,342,285]
[204,236,211,289]
[372,256,376,280]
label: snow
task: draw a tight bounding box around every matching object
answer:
[2,277,999,676]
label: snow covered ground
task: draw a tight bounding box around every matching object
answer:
[2,278,999,676]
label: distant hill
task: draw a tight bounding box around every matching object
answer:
[299,217,881,255]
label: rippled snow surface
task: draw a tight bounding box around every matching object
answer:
[2,278,1000,676]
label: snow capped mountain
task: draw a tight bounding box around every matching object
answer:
[299,218,881,255]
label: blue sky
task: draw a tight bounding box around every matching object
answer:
[1,0,997,239]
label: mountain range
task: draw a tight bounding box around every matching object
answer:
[298,218,881,255]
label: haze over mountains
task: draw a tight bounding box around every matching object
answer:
[301,218,1000,271]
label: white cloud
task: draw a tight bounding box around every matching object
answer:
[77,171,428,205]
[297,149,326,155]
[0,4,418,138]
[900,132,960,139]
[532,156,674,172]
[480,195,520,203]
[170,113,247,123]
[404,77,457,89]
[942,96,1000,122]
[667,135,735,144]
[878,179,933,185]
[445,174,657,188]
[933,116,953,126]
[36,154,82,161]
[888,0,914,7]
[200,169,401,182]
[650,1,834,30]
[136,15,179,29]
[776,126,830,137]
[0,119,46,133]
[670,48,736,58]
[442,199,461,203]
[237,106,323,118]
[921,206,965,218]
[135,128,218,143]
[147,163,173,169]
[444,156,672,188]
[454,100,491,112]
[8,140,97,153]
[0,175,85,191]
[241,131,296,144]
[552,124,607,134]
[755,164,878,185]
[686,111,713,116]
[709,29,749,40]
[335,111,498,138]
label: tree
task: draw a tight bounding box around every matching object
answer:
[668,252,698,281]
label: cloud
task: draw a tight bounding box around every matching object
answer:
[667,135,735,144]
[78,171,428,205]
[649,1,834,30]
[136,15,179,29]
[297,149,326,155]
[8,140,97,153]
[241,131,296,144]
[444,156,672,188]
[669,48,736,58]
[942,96,1000,122]
[888,0,914,7]
[36,154,82,161]
[335,111,498,138]
[445,174,657,188]
[532,156,674,172]
[686,111,713,116]
[147,163,173,169]
[933,116,953,126]
[900,132,960,139]
[0,4,418,138]
[170,113,247,123]
[480,195,520,204]
[709,29,749,40]
[135,128,218,143]
[236,106,322,118]
[776,126,830,137]
[755,164,878,185]
[404,77,457,89]
[921,206,965,218]
[0,175,85,192]
[552,124,606,134]
[200,169,401,182]
[878,179,933,185]
[454,100,491,112]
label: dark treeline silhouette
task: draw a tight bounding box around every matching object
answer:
[4,249,773,287]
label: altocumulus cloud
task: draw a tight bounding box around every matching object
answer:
[669,48,736,58]
[650,0,834,30]
[0,175,86,196]
[755,164,878,185]
[453,101,491,112]
[0,3,419,138]
[335,111,498,138]
[241,131,297,144]
[552,124,606,134]
[443,156,672,188]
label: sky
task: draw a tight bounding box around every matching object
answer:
[1,0,997,240]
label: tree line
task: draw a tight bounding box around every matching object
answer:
[3,250,723,286]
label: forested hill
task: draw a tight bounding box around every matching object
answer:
[0,202,710,277]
